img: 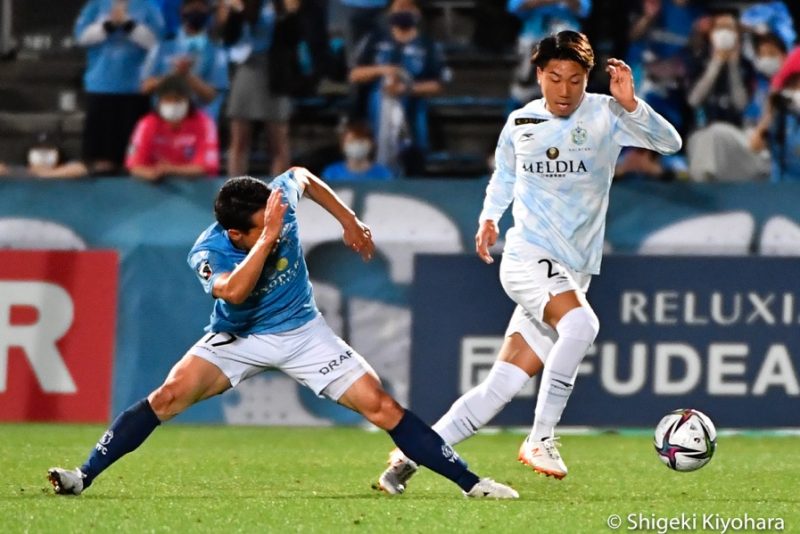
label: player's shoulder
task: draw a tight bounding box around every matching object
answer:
[506,99,549,127]
[581,92,617,109]
[575,93,624,120]
[190,222,230,256]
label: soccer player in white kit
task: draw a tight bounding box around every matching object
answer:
[378,30,682,493]
[48,167,517,499]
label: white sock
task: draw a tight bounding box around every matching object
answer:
[431,361,531,446]
[530,307,599,441]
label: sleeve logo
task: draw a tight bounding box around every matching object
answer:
[515,118,549,125]
[197,260,213,280]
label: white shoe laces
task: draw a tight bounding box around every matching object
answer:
[542,437,562,460]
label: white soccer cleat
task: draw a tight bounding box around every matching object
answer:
[518,436,568,479]
[376,448,418,495]
[47,467,86,495]
[464,478,519,499]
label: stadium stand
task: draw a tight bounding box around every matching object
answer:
[0,0,796,177]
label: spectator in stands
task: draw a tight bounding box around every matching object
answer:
[685,9,768,182]
[322,121,394,181]
[125,75,219,180]
[0,132,88,179]
[751,73,800,182]
[339,0,389,63]
[508,0,591,107]
[141,0,229,124]
[74,0,165,175]
[153,0,184,38]
[221,0,295,177]
[744,32,788,129]
[349,0,449,175]
[626,0,705,139]
[740,1,796,54]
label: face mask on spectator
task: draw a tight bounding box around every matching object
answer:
[711,29,737,51]
[159,100,189,122]
[388,11,419,30]
[754,56,782,77]
[344,140,372,161]
[182,11,209,32]
[28,148,59,168]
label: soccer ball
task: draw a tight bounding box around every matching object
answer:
[653,408,717,472]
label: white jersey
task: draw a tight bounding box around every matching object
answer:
[480,93,682,274]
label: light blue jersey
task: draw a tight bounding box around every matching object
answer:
[141,31,230,121]
[187,171,318,335]
[74,0,165,94]
[480,93,682,274]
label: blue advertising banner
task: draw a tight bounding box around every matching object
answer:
[1,178,798,425]
[410,255,800,428]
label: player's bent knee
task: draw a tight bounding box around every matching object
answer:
[148,383,187,421]
[557,306,600,343]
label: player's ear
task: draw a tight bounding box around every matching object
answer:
[227,228,244,245]
[536,66,542,85]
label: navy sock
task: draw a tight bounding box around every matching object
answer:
[388,409,480,492]
[80,398,161,487]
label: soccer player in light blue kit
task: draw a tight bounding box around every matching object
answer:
[48,168,517,499]
[378,31,682,493]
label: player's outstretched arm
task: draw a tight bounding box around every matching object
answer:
[292,167,375,261]
[212,188,288,304]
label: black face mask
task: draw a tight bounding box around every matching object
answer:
[388,11,418,30]
[182,10,209,32]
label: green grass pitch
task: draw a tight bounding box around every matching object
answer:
[2,424,798,533]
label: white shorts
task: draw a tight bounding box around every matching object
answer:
[189,314,375,401]
[500,242,592,364]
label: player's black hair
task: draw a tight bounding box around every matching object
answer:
[214,176,271,231]
[531,30,595,72]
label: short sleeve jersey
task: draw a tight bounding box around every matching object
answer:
[187,170,318,334]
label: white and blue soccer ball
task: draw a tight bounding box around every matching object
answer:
[653,408,717,472]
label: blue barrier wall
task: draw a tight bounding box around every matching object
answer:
[410,255,800,429]
[1,178,798,425]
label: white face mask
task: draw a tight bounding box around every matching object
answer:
[28,148,59,168]
[159,101,189,122]
[343,140,371,161]
[754,56,783,77]
[711,29,737,52]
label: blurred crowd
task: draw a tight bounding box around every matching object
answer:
[2,0,800,183]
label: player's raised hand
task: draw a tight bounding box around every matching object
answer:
[606,58,638,113]
[343,218,375,262]
[261,187,288,244]
[475,220,499,264]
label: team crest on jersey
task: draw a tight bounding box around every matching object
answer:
[571,125,587,145]
[197,259,213,280]
[546,147,560,160]
[515,117,549,126]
